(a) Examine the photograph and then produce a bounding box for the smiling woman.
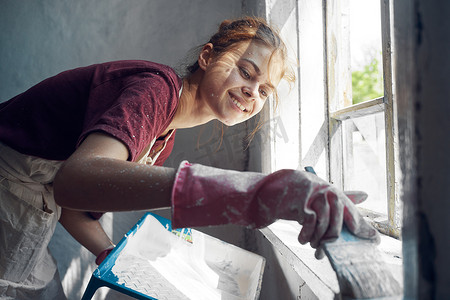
[189,40,281,126]
[0,16,378,299]
[183,17,294,127]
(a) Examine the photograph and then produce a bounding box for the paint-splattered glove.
[171,161,379,249]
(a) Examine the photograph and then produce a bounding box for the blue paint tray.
[81,212,265,300]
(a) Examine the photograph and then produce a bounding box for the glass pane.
[350,0,384,105]
[343,112,387,215]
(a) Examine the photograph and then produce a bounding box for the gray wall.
[0,0,239,101]
[394,1,450,299]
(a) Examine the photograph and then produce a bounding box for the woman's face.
[198,40,283,126]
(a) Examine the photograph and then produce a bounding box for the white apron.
[0,143,66,299]
[0,129,174,299]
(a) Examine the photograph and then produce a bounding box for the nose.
[242,83,259,101]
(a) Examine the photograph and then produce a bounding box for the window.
[259,0,401,238]
[326,0,401,237]
[253,1,403,297]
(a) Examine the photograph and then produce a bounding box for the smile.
[230,94,248,112]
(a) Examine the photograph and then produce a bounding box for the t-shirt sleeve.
[79,70,179,162]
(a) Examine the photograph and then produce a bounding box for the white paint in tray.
[111,214,265,300]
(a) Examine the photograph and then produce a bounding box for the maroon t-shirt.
[0,60,182,164]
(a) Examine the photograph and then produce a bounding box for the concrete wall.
[394,1,450,299]
[0,0,237,101]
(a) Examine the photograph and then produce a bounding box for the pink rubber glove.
[171,161,379,249]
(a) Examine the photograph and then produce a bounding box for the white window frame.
[260,0,400,238]
[325,0,401,238]
[253,1,403,298]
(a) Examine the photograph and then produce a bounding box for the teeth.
[232,97,246,111]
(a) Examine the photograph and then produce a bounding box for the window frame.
[325,0,401,237]
[251,1,404,297]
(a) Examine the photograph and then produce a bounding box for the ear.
[198,43,214,71]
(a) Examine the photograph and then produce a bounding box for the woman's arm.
[54,132,377,253]
[58,208,114,257]
[54,132,176,212]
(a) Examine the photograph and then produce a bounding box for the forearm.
[59,208,114,256]
[54,157,176,212]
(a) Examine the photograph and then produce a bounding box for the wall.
[0,0,236,101]
[394,1,450,299]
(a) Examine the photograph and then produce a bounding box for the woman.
[0,17,378,299]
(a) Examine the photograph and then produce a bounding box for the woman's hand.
[305,190,376,259]
[59,208,114,258]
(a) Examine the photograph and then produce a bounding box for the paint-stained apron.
[0,142,66,299]
[0,129,174,299]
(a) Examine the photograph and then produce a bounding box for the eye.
[240,67,251,79]
[259,88,270,98]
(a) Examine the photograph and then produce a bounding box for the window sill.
[259,220,403,299]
